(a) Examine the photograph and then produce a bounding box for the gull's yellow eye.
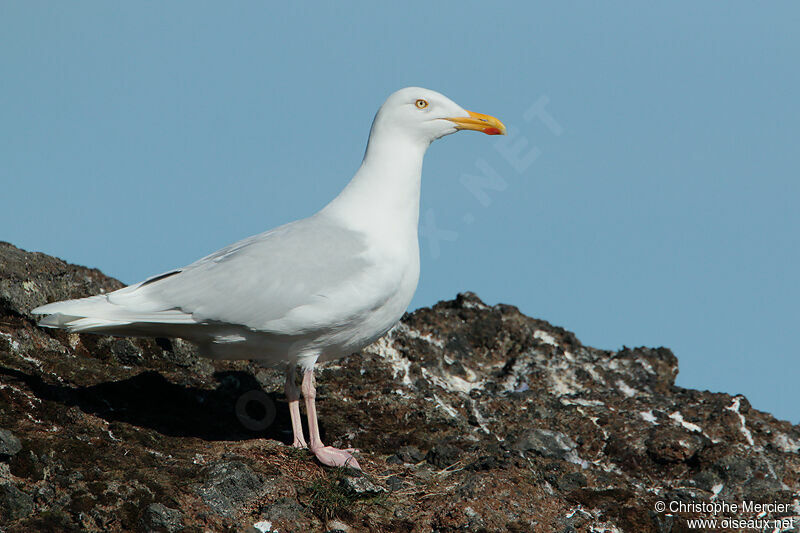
[415,99,428,109]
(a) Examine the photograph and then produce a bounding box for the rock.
[385,455,403,465]
[515,428,577,460]
[556,472,588,492]
[387,445,425,465]
[0,481,34,521]
[395,445,424,464]
[2,242,800,532]
[246,521,275,533]
[338,471,385,496]
[257,497,304,523]
[0,462,11,481]
[0,429,22,457]
[156,337,198,368]
[425,443,462,469]
[140,503,183,533]
[645,427,705,463]
[108,338,144,366]
[466,454,502,471]
[194,460,264,519]
[385,475,405,492]
[323,521,352,533]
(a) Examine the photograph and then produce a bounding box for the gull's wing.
[34,215,372,336]
[116,215,371,330]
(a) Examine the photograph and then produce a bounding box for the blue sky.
[2,3,798,422]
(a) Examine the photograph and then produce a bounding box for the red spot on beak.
[483,127,502,135]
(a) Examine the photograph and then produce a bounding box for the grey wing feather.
[108,215,370,331]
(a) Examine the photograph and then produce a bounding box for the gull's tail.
[31,274,199,338]
[32,296,194,334]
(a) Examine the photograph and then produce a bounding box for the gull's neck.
[321,128,429,240]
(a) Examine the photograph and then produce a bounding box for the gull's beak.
[447,110,507,135]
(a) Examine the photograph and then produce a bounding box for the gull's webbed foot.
[311,444,361,469]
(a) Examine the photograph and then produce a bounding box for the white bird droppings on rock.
[420,366,485,394]
[395,322,445,348]
[772,433,800,453]
[726,396,755,446]
[432,394,460,419]
[562,398,605,407]
[253,520,276,533]
[365,335,412,387]
[636,358,655,374]
[615,379,638,398]
[534,330,558,346]
[584,364,607,385]
[640,410,658,424]
[668,411,704,434]
[0,332,20,352]
[67,333,80,349]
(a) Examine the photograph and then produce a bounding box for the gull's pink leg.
[301,369,360,469]
[284,367,307,448]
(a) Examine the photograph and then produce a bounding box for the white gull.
[32,87,506,469]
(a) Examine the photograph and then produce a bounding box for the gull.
[32,87,506,469]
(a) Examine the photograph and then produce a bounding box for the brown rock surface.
[0,241,798,532]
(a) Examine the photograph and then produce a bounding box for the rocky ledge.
[0,241,799,532]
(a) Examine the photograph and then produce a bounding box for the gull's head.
[369,87,506,145]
